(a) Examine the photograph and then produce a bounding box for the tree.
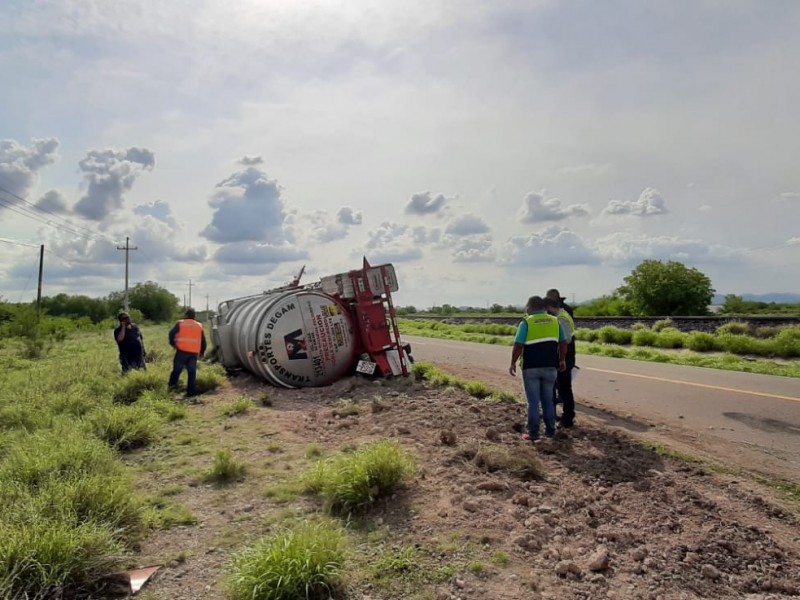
[107,281,180,322]
[617,260,714,316]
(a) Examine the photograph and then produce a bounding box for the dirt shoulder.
[129,370,800,600]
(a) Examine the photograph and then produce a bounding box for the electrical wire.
[0,183,116,243]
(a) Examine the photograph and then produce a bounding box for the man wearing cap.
[509,295,568,443]
[168,308,207,399]
[114,311,147,375]
[546,289,577,428]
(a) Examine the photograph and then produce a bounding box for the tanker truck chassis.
[211,258,411,388]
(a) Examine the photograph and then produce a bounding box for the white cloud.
[405,191,449,215]
[603,187,667,217]
[201,166,288,244]
[133,200,176,227]
[595,231,739,266]
[444,214,490,236]
[238,155,264,166]
[556,163,613,175]
[411,225,441,245]
[36,189,69,214]
[499,226,598,267]
[451,236,494,263]
[699,204,712,212]
[74,147,155,221]
[518,192,590,222]
[787,237,800,246]
[337,206,362,225]
[360,221,424,263]
[778,192,800,201]
[0,138,59,199]
[214,241,307,264]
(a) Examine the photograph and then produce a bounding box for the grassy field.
[399,319,800,378]
[0,324,227,599]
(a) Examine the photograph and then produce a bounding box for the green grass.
[88,404,162,450]
[227,519,348,600]
[304,440,415,513]
[221,396,253,417]
[204,449,246,484]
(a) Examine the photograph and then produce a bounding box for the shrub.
[113,370,167,404]
[35,472,144,538]
[630,322,649,331]
[582,329,600,342]
[88,404,161,450]
[716,334,769,356]
[573,329,593,342]
[0,515,124,600]
[195,365,228,394]
[205,449,246,484]
[652,319,674,332]
[0,428,119,488]
[753,326,782,339]
[717,321,751,336]
[222,396,253,417]
[596,326,632,345]
[685,332,718,352]
[462,380,492,399]
[228,520,347,600]
[654,328,686,349]
[632,330,657,347]
[773,328,800,358]
[304,440,414,513]
[138,391,187,422]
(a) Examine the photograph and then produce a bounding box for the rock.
[477,481,507,492]
[485,427,502,442]
[439,429,457,446]
[701,564,721,580]
[555,560,581,577]
[538,504,555,514]
[454,578,466,589]
[588,546,610,572]
[630,547,648,562]
[462,500,481,513]
[512,493,530,507]
[396,426,411,435]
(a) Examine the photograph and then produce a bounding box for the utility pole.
[572,292,576,305]
[188,279,194,309]
[205,294,209,319]
[36,244,44,316]
[116,236,138,312]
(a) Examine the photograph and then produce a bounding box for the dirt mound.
[135,373,800,600]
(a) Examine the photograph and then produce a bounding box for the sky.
[1,0,799,310]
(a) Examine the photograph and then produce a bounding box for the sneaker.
[522,433,542,444]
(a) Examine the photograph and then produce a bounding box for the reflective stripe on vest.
[175,319,203,354]
[524,314,560,344]
[558,308,576,341]
[521,313,560,369]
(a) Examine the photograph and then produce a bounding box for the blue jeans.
[522,367,558,439]
[169,351,198,396]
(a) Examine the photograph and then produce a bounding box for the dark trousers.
[169,351,198,396]
[555,367,575,426]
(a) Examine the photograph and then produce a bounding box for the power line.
[0,183,115,244]
[0,237,40,248]
[0,193,102,243]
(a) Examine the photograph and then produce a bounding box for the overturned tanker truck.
[210,258,412,388]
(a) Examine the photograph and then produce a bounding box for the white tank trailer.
[211,258,411,388]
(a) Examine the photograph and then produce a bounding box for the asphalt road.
[405,335,800,481]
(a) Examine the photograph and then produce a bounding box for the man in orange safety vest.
[168,308,207,399]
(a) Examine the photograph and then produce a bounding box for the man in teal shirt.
[509,296,568,442]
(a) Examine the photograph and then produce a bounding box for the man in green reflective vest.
[509,295,568,443]
[546,289,577,428]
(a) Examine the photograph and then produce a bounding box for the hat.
[546,288,566,301]
[118,311,130,321]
